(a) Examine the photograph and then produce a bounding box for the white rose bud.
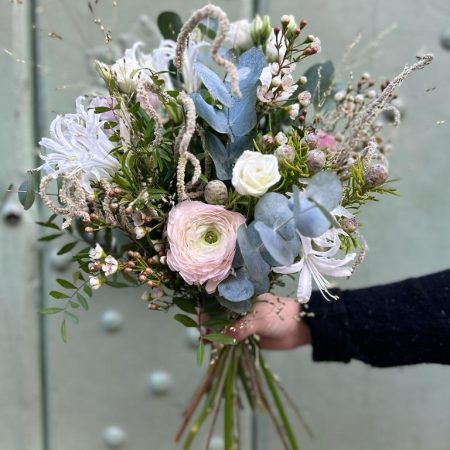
[232,151,281,197]
[204,180,228,205]
[227,20,253,52]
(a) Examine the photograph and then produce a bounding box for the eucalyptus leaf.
[299,61,334,108]
[294,196,331,238]
[191,93,228,134]
[217,295,253,313]
[195,63,234,107]
[254,192,295,240]
[157,11,182,40]
[254,221,294,266]
[218,268,255,302]
[305,171,342,211]
[205,132,250,180]
[236,225,270,294]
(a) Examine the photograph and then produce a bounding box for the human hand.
[226,293,312,350]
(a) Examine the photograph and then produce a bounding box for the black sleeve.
[303,270,450,367]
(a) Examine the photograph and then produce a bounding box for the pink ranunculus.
[166,201,246,293]
[316,130,337,150]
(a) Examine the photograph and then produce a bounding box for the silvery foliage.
[191,47,266,180]
[218,172,343,310]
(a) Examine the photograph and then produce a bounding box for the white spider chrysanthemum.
[273,228,356,303]
[39,96,119,192]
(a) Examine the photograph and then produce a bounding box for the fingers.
[225,316,258,341]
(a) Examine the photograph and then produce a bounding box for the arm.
[306,269,450,367]
[228,270,450,367]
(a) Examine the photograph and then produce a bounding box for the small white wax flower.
[89,243,104,260]
[298,91,312,107]
[89,276,102,290]
[134,226,147,240]
[311,37,322,53]
[287,103,300,119]
[102,255,119,276]
[232,150,281,197]
[265,30,286,62]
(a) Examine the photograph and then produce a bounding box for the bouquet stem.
[176,338,303,450]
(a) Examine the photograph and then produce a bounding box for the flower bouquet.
[18,4,433,449]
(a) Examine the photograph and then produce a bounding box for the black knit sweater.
[304,270,450,367]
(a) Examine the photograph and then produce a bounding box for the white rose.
[227,20,253,52]
[232,151,281,197]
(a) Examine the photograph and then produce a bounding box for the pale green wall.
[1,0,449,449]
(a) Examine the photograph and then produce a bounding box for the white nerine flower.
[89,276,102,290]
[89,243,104,260]
[102,255,119,276]
[39,96,120,192]
[110,42,143,93]
[226,20,253,51]
[232,150,281,197]
[273,229,356,303]
[153,38,210,93]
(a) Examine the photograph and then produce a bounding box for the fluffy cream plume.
[175,4,241,97]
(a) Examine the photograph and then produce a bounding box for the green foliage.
[203,333,236,345]
[174,313,198,327]
[196,340,205,367]
[18,171,38,210]
[276,131,310,190]
[342,159,398,211]
[157,12,183,40]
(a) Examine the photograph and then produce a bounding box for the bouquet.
[18,4,433,449]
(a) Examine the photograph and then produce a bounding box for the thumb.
[225,315,259,342]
